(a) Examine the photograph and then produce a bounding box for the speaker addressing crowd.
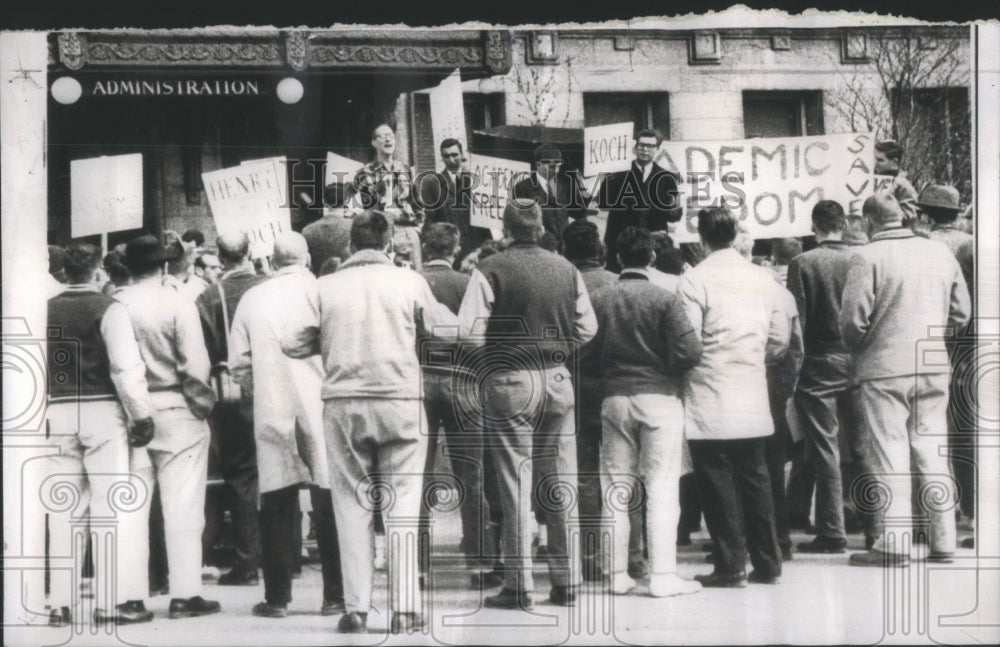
[40,124,976,632]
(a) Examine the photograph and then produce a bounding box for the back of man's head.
[617,227,654,269]
[166,241,192,276]
[772,238,803,266]
[181,228,205,248]
[423,222,460,261]
[812,200,846,235]
[503,199,543,243]
[862,192,903,228]
[217,232,250,267]
[272,232,310,269]
[63,243,101,284]
[49,245,67,279]
[697,207,738,250]
[562,219,604,264]
[103,248,131,286]
[350,211,391,251]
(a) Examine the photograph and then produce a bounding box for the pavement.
[8,506,995,646]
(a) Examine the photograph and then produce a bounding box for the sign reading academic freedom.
[92,79,263,96]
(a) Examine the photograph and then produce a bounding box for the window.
[742,91,824,138]
[411,92,504,173]
[583,92,669,138]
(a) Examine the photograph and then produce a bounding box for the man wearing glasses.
[513,143,587,241]
[600,129,682,273]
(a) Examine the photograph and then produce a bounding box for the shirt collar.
[619,267,650,280]
[818,239,849,249]
[871,227,914,242]
[573,260,605,271]
[340,248,393,270]
[60,283,100,294]
[274,264,312,278]
[220,265,256,281]
[423,259,453,269]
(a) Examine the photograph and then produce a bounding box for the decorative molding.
[841,30,868,63]
[284,30,309,71]
[483,30,512,74]
[613,35,635,51]
[85,41,282,67]
[689,31,721,65]
[526,31,559,65]
[309,43,481,67]
[771,33,792,51]
[57,32,86,70]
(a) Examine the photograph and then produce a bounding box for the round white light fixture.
[51,76,82,105]
[276,77,304,104]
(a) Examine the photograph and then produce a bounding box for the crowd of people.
[43,124,976,633]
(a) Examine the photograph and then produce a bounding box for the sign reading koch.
[86,77,268,97]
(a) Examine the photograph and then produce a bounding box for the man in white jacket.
[229,232,343,618]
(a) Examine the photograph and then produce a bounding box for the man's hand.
[128,417,155,448]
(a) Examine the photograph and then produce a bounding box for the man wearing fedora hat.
[117,234,222,619]
[919,184,972,258]
[840,193,970,568]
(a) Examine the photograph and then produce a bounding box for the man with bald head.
[840,192,970,568]
[458,199,597,610]
[228,232,343,618]
[196,231,268,586]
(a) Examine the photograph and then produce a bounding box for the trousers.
[44,401,149,607]
[858,373,956,555]
[209,401,259,575]
[484,366,580,592]
[324,398,427,614]
[689,437,781,578]
[601,394,684,576]
[260,485,342,605]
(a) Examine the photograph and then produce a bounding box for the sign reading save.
[653,133,875,242]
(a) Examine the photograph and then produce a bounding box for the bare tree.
[827,31,971,199]
[508,56,576,129]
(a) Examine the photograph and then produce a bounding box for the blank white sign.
[70,153,144,238]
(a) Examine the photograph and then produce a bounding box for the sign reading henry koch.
[655,133,876,242]
[202,157,291,259]
[469,154,531,232]
[584,122,634,177]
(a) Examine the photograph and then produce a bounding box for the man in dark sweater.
[45,243,157,627]
[458,199,597,610]
[417,223,497,588]
[512,144,587,241]
[588,227,703,598]
[195,232,268,586]
[787,201,862,554]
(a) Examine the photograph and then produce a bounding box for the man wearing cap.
[840,192,970,567]
[457,199,598,610]
[44,243,156,627]
[599,129,682,273]
[513,143,587,241]
[918,183,976,538]
[195,232,268,586]
[118,235,221,618]
[874,141,918,222]
[228,232,343,619]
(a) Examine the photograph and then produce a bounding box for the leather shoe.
[94,601,154,624]
[48,606,71,628]
[337,611,368,633]
[251,602,287,618]
[321,598,346,616]
[218,569,259,586]
[961,536,974,549]
[168,596,222,619]
[747,570,780,584]
[549,585,577,607]
[694,571,748,588]
[798,537,847,554]
[390,611,426,634]
[848,550,910,568]
[627,559,649,580]
[470,570,504,589]
[484,588,534,610]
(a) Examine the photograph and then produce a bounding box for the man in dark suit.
[512,143,587,241]
[420,138,492,267]
[600,128,682,273]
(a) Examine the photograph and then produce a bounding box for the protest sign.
[469,154,531,232]
[325,151,364,187]
[652,133,876,242]
[584,122,634,177]
[70,153,144,239]
[429,69,468,163]
[203,157,290,258]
